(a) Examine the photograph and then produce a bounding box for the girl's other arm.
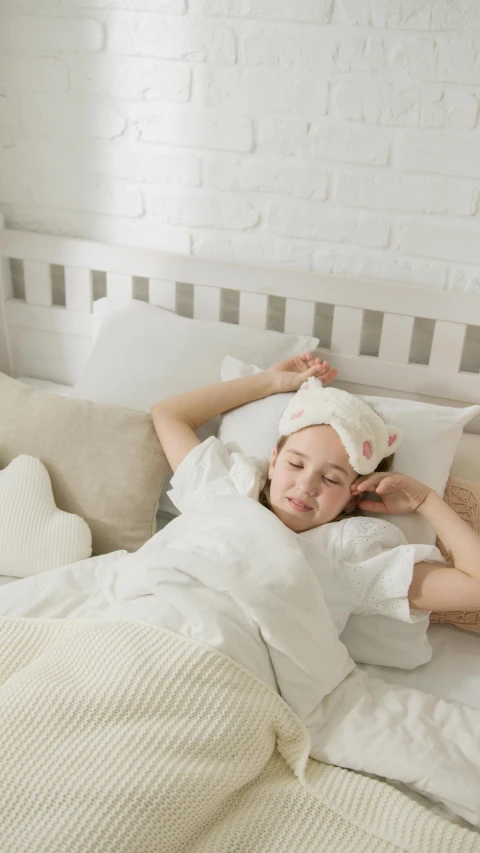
[352,472,480,612]
[409,490,480,610]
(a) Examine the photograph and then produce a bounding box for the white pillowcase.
[219,356,480,546]
[339,613,433,669]
[70,299,319,523]
[0,455,92,577]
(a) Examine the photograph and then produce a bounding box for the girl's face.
[267,425,359,533]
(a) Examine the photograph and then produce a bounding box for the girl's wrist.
[415,488,439,517]
[262,368,286,396]
[257,370,278,398]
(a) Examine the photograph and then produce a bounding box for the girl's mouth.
[287,498,312,512]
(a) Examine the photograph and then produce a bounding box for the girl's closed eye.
[288,462,339,486]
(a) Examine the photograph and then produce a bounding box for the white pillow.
[0,455,92,577]
[339,613,433,670]
[70,299,319,524]
[219,356,480,545]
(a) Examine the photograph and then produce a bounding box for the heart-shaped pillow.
[0,455,92,577]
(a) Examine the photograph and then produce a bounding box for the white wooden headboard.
[0,216,479,433]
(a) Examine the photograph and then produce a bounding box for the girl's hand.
[266,351,337,394]
[350,472,432,515]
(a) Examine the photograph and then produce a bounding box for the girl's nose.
[298,473,318,496]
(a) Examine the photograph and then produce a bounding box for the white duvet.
[1,495,480,829]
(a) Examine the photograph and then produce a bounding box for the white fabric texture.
[218,355,480,545]
[1,501,480,830]
[279,377,403,474]
[168,436,438,669]
[1,619,478,853]
[357,623,480,712]
[68,298,318,524]
[0,455,92,577]
[167,435,267,511]
[338,517,441,623]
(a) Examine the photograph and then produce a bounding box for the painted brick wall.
[0,0,480,293]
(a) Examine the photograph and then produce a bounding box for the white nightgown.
[168,436,444,665]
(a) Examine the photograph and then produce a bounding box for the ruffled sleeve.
[167,436,267,513]
[336,516,446,623]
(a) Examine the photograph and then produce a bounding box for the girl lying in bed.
[152,351,480,626]
[1,352,479,827]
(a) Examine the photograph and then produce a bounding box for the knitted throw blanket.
[0,618,478,853]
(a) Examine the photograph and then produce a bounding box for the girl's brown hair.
[259,432,394,520]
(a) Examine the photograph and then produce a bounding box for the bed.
[0,214,480,852]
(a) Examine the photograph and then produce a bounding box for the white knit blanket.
[0,618,478,853]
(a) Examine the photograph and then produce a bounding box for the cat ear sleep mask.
[278,377,402,475]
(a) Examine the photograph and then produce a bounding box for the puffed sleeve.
[167,436,267,513]
[336,516,446,623]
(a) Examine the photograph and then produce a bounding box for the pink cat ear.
[300,382,310,390]
[388,434,397,447]
[362,441,372,460]
[291,410,304,420]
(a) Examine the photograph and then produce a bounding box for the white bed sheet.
[358,623,480,711]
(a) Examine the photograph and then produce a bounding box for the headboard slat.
[65,267,93,314]
[284,298,315,338]
[106,273,134,306]
[330,306,363,356]
[378,313,414,365]
[429,321,466,373]
[238,292,268,330]
[24,261,52,307]
[193,284,221,322]
[148,278,176,311]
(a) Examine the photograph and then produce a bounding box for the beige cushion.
[0,373,169,555]
[450,433,480,482]
[431,475,480,633]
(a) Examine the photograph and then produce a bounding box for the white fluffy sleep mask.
[278,377,403,475]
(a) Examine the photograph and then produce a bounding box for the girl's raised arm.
[151,353,336,474]
[351,471,480,612]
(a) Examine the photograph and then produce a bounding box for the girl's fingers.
[351,480,376,493]
[352,473,392,493]
[300,355,336,383]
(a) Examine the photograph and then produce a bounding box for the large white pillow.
[218,356,480,546]
[70,299,319,523]
[0,455,92,577]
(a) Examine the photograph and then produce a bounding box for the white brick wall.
[0,0,480,294]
